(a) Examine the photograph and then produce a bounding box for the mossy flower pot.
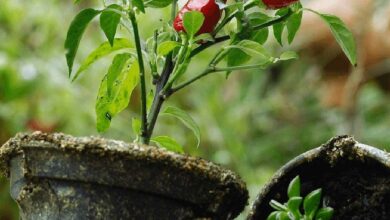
[0,132,248,220]
[248,136,390,220]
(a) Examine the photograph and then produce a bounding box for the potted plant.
[248,136,390,219]
[0,0,357,219]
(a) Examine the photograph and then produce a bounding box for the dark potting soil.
[302,160,390,220]
[248,136,390,220]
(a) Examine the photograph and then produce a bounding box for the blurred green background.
[1,0,390,219]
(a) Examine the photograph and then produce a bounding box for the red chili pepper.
[174,0,227,35]
[262,0,299,9]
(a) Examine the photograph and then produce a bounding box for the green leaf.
[304,189,322,219]
[151,136,184,153]
[162,106,201,148]
[194,33,215,43]
[183,11,205,38]
[269,200,288,211]
[287,197,303,219]
[308,9,357,66]
[248,12,271,44]
[279,51,299,61]
[107,53,132,97]
[273,8,289,46]
[286,4,302,44]
[65,8,101,76]
[96,55,139,132]
[157,41,181,56]
[132,117,141,137]
[132,0,145,13]
[267,211,280,220]
[227,40,272,65]
[147,90,154,112]
[315,207,334,220]
[72,38,133,81]
[288,176,301,198]
[100,4,122,47]
[145,0,172,8]
[276,212,290,220]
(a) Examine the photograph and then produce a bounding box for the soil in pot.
[0,132,248,220]
[248,135,390,220]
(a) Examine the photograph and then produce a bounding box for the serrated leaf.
[308,9,357,66]
[132,0,145,13]
[304,189,322,219]
[151,136,184,153]
[315,207,334,220]
[65,8,101,76]
[162,106,201,148]
[157,41,181,56]
[145,0,172,8]
[72,38,133,81]
[183,11,205,38]
[96,55,139,132]
[100,4,122,46]
[288,176,301,198]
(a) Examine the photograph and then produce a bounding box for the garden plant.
[65,0,356,152]
[267,176,334,220]
[0,0,362,219]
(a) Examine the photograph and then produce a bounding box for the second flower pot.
[248,135,390,220]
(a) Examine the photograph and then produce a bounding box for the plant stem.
[142,0,178,144]
[129,11,148,144]
[145,58,174,143]
[170,63,266,94]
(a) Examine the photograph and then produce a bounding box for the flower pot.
[248,135,390,220]
[0,132,248,220]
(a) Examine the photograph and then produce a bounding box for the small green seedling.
[267,176,334,220]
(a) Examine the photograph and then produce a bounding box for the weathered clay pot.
[0,132,248,220]
[247,135,390,220]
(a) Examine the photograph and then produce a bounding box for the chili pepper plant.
[65,0,356,152]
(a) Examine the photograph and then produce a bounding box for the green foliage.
[65,8,101,75]
[96,54,139,132]
[64,0,357,152]
[273,3,303,46]
[157,41,181,56]
[267,176,334,220]
[151,136,184,153]
[100,4,122,46]
[183,11,205,39]
[72,38,134,81]
[144,0,173,8]
[162,106,201,148]
[306,9,357,66]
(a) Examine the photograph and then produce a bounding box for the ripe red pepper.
[174,0,227,35]
[262,0,299,9]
